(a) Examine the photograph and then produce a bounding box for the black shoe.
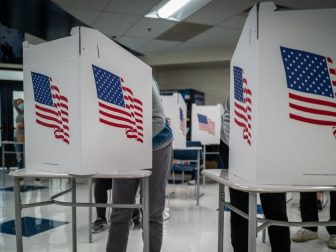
[132,209,142,229]
[92,218,108,233]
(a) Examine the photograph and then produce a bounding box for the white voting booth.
[23,27,152,175]
[161,93,187,149]
[229,2,336,185]
[191,104,221,145]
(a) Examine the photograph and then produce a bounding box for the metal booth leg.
[248,192,257,252]
[142,177,150,252]
[88,178,93,243]
[14,176,23,252]
[218,184,225,252]
[196,149,200,206]
[71,178,77,252]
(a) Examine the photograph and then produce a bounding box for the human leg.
[327,191,336,235]
[260,193,290,252]
[144,143,172,252]
[219,141,229,169]
[300,192,318,232]
[14,139,24,169]
[229,188,249,252]
[94,178,112,220]
[106,178,138,252]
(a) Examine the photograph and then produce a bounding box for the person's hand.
[16,122,24,129]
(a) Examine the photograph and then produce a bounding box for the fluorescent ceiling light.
[158,0,191,19]
[146,0,212,22]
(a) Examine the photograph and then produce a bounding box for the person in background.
[220,93,291,252]
[292,192,336,249]
[92,178,141,233]
[219,94,230,169]
[106,78,173,252]
[13,98,24,169]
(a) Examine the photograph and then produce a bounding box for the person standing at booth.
[292,192,336,249]
[91,178,141,233]
[220,93,291,252]
[13,98,24,169]
[106,78,173,252]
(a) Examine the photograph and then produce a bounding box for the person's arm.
[13,99,20,114]
[152,79,165,137]
[223,95,230,142]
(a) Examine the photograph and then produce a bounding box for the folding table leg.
[248,192,257,252]
[14,176,23,252]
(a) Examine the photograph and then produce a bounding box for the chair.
[171,141,202,205]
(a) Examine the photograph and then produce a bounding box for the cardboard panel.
[229,3,336,185]
[161,93,187,149]
[23,27,152,175]
[191,104,221,145]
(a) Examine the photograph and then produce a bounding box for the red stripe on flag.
[327,57,333,64]
[289,93,336,108]
[99,118,133,129]
[289,103,336,117]
[289,114,336,126]
[234,118,246,128]
[99,110,135,125]
[99,101,131,117]
[36,119,59,129]
[35,111,61,124]
[35,104,59,117]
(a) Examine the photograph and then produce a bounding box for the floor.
[0,174,334,252]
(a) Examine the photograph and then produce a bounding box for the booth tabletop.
[174,147,202,150]
[202,169,336,193]
[10,168,152,179]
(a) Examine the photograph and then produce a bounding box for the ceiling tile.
[218,15,247,29]
[117,36,152,51]
[105,0,161,15]
[168,41,210,52]
[125,17,177,39]
[185,0,254,25]
[251,0,336,9]
[52,0,110,11]
[62,7,101,26]
[187,26,241,45]
[94,13,141,37]
[139,40,181,55]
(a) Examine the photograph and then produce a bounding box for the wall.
[154,62,230,105]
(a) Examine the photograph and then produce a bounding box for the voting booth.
[191,104,221,145]
[229,2,336,185]
[23,27,152,175]
[161,93,187,149]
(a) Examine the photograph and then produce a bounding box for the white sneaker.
[328,235,336,249]
[292,228,318,242]
[188,180,196,185]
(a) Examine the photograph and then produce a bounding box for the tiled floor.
[0,174,334,252]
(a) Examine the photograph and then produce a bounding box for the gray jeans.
[106,143,172,252]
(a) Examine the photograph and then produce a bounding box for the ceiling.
[51,0,336,60]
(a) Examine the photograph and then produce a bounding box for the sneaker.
[188,180,196,185]
[292,228,318,242]
[328,235,336,249]
[92,218,108,233]
[132,210,142,229]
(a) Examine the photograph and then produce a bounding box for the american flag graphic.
[197,114,215,135]
[179,108,185,135]
[280,47,336,139]
[233,66,252,145]
[31,72,70,144]
[92,65,144,143]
